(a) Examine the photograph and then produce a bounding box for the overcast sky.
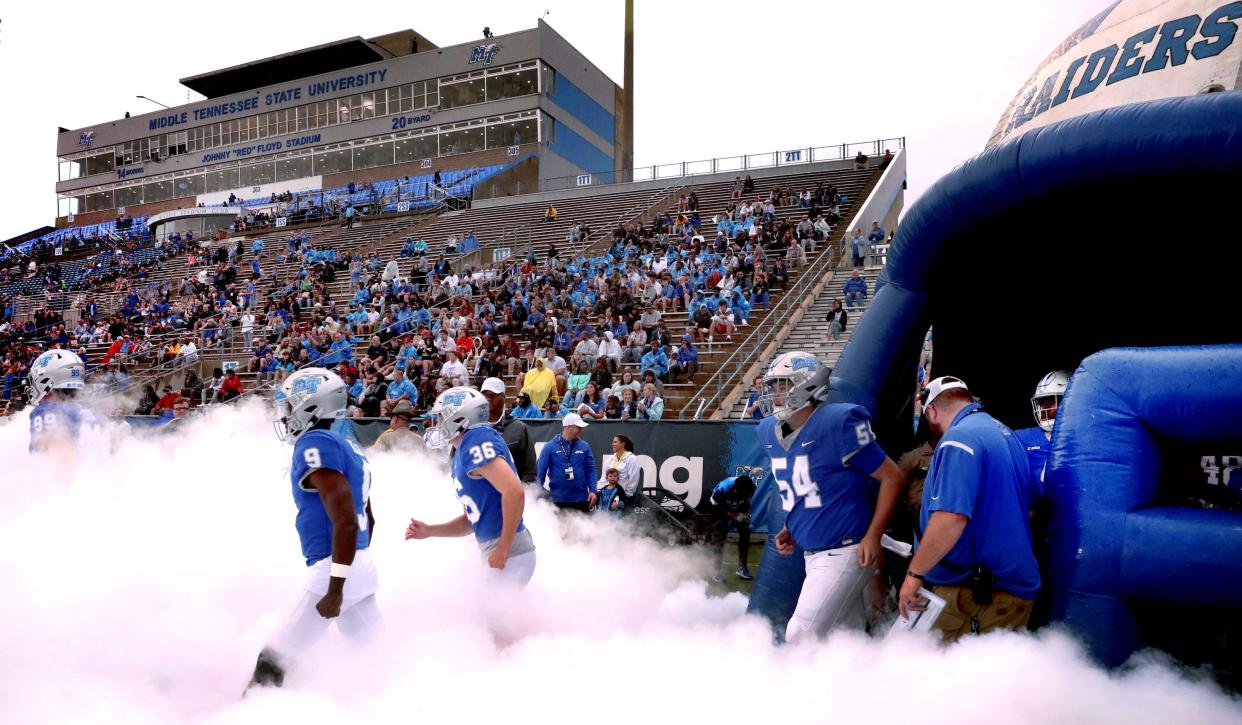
[0,0,1102,241]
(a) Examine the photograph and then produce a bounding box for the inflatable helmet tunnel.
[1049,345,1242,666]
[748,91,1242,667]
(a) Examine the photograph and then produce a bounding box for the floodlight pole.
[622,0,634,182]
[136,95,171,110]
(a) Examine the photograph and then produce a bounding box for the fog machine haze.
[0,402,1238,724]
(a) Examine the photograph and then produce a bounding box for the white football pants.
[490,549,537,588]
[269,549,381,662]
[785,543,872,643]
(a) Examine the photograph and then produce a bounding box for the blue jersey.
[451,426,527,543]
[918,404,1040,600]
[710,476,756,514]
[29,399,83,451]
[1013,426,1050,501]
[290,429,372,566]
[757,403,888,550]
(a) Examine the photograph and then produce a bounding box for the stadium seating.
[2,217,150,260]
[2,158,880,419]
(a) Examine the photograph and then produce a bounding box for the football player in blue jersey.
[1013,370,1069,501]
[708,470,759,582]
[248,367,380,690]
[27,348,88,452]
[405,387,536,587]
[756,351,904,642]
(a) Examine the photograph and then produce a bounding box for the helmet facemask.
[758,378,797,420]
[1031,394,1061,434]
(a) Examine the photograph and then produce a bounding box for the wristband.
[907,571,926,582]
[330,562,350,579]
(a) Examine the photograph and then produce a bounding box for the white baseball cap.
[924,376,970,407]
[480,377,506,395]
[562,412,589,428]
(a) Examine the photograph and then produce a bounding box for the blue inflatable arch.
[748,91,1242,643]
[1048,345,1242,666]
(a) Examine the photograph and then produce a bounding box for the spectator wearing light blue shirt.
[321,332,353,366]
[640,340,669,382]
[636,383,664,420]
[850,228,869,267]
[511,392,542,419]
[544,399,567,419]
[383,369,417,416]
[867,220,886,244]
[843,269,868,309]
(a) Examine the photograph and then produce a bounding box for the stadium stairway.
[643,166,882,416]
[667,169,887,418]
[475,165,883,413]
[723,261,883,419]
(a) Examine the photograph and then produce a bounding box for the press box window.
[440,76,486,110]
[487,119,536,149]
[486,67,537,101]
[440,127,484,155]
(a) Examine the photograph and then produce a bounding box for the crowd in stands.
[311,175,849,422]
[1,171,850,423]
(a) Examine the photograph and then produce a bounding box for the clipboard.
[888,587,947,635]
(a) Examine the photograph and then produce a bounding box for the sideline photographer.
[900,377,1040,642]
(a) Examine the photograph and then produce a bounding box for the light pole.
[135,95,171,110]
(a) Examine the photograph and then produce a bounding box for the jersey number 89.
[771,455,821,511]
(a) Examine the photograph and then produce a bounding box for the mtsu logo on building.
[469,43,501,66]
[78,131,95,148]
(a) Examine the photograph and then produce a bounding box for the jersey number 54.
[771,455,821,511]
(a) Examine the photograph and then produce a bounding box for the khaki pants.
[931,585,1033,643]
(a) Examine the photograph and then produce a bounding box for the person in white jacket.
[597,433,643,512]
[598,331,622,372]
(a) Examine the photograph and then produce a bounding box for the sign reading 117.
[391,113,433,131]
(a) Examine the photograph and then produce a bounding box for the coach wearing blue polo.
[899,376,1040,642]
[536,413,597,513]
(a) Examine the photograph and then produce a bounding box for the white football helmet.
[273,367,348,442]
[758,351,830,421]
[430,387,490,440]
[1031,370,1070,434]
[28,348,86,405]
[422,413,451,457]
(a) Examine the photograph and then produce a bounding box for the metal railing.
[534,138,905,194]
[678,237,851,420]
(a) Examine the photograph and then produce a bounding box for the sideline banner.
[522,419,769,516]
[123,415,776,525]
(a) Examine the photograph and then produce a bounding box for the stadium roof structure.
[2,226,54,250]
[179,29,438,99]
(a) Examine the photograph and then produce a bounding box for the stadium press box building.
[53,22,631,229]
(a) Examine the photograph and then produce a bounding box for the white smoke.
[1,401,1239,724]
